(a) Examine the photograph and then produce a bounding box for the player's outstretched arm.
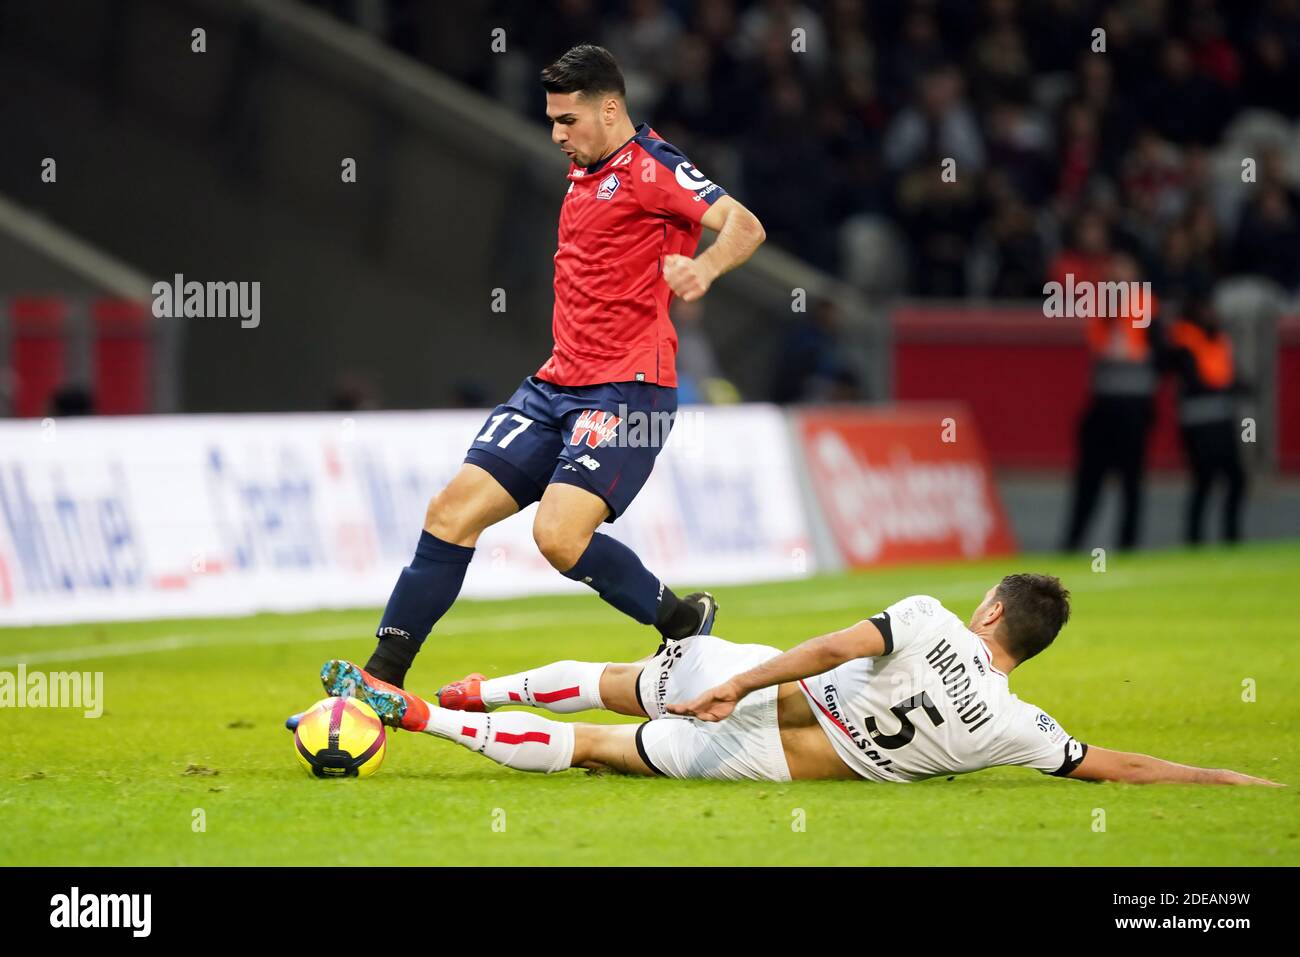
[1065,745,1284,787]
[667,619,887,722]
[663,195,765,302]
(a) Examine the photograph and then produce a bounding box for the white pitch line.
[0,584,952,667]
[0,610,609,667]
[0,564,1267,667]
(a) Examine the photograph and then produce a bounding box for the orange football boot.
[436,673,490,712]
[319,659,430,732]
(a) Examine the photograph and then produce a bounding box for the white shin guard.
[424,707,576,774]
[479,660,608,714]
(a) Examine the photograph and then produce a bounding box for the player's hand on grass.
[663,254,713,302]
[1216,768,1286,787]
[668,679,742,722]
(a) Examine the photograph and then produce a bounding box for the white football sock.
[480,660,608,714]
[423,706,575,774]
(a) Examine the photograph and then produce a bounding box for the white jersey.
[800,595,1088,783]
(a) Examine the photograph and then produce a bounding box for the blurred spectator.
[883,64,985,175]
[655,34,726,134]
[451,381,491,409]
[741,73,837,269]
[1075,54,1138,177]
[1165,295,1248,544]
[601,0,682,114]
[977,181,1047,297]
[879,5,948,112]
[1153,223,1214,307]
[1187,7,1242,91]
[524,0,604,63]
[1049,209,1115,287]
[672,299,739,404]
[1141,39,1234,147]
[894,153,983,296]
[1120,131,1186,230]
[328,373,381,412]
[967,10,1034,108]
[50,384,94,417]
[736,0,828,72]
[984,99,1052,206]
[768,299,863,403]
[1023,0,1095,76]
[1242,24,1300,118]
[1053,100,1101,214]
[1231,183,1300,292]
[1061,253,1159,552]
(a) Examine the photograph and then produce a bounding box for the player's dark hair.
[994,573,1070,663]
[540,44,626,99]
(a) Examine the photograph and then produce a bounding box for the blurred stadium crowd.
[306,0,1300,307]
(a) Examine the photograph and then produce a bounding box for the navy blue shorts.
[464,376,677,521]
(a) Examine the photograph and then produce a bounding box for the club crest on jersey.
[570,409,622,448]
[596,173,620,201]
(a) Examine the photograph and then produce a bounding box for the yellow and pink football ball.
[293,697,387,778]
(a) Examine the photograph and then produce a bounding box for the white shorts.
[634,635,792,782]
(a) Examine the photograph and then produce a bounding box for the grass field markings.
[0,614,587,667]
[0,587,932,666]
[0,559,1292,667]
[0,579,991,666]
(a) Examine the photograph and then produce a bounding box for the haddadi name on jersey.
[923,635,996,733]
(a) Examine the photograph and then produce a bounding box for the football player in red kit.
[294,44,765,712]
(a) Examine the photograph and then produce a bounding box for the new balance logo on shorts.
[570,410,622,448]
[575,454,601,470]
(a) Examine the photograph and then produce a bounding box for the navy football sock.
[563,532,664,625]
[366,530,474,686]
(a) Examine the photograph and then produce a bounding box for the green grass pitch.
[2,542,1297,866]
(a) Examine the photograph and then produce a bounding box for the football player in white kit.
[317,574,1281,787]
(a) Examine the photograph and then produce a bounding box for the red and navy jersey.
[539,123,728,388]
